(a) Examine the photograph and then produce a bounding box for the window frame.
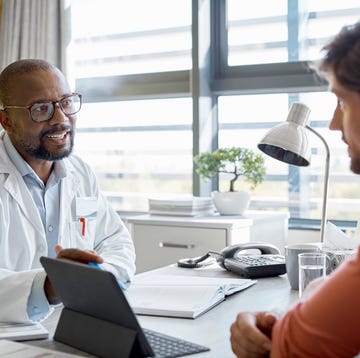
[73,0,356,228]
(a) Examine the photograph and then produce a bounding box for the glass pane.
[227,0,360,66]
[69,0,192,77]
[218,93,358,221]
[74,98,193,211]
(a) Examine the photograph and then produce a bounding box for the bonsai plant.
[194,147,266,191]
[194,147,266,214]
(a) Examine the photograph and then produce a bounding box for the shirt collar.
[4,132,32,177]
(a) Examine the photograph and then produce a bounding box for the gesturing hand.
[54,244,103,264]
[44,245,104,304]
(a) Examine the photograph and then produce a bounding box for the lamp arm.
[306,126,330,243]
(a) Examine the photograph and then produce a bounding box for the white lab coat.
[0,131,136,322]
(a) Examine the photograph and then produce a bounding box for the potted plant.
[194,147,266,215]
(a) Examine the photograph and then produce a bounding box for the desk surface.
[26,265,299,357]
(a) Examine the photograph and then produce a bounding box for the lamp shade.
[257,101,330,243]
[258,102,311,166]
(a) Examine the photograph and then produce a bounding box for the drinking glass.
[298,253,327,297]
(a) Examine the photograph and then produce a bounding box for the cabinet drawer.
[132,224,227,273]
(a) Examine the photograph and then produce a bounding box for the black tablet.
[40,256,209,358]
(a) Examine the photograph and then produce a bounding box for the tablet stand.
[54,308,138,358]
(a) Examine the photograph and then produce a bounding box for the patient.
[230,21,360,358]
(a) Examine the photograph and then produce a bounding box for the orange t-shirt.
[271,247,360,358]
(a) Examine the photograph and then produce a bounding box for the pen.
[88,262,127,291]
[79,217,86,236]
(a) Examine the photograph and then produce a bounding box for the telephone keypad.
[224,254,286,278]
[236,255,285,266]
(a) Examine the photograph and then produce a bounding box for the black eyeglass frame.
[0,92,82,123]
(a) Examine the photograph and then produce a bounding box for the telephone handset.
[177,242,286,279]
[216,242,286,278]
[219,242,281,260]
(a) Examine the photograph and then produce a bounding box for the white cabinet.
[126,211,289,273]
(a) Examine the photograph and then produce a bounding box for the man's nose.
[329,103,342,131]
[48,103,69,125]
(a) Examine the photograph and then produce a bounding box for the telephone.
[217,242,286,278]
[177,242,286,279]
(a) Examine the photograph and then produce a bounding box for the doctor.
[0,59,136,323]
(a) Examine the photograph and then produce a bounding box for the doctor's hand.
[230,311,277,358]
[54,244,103,264]
[44,245,104,304]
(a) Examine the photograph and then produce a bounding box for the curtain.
[0,0,70,72]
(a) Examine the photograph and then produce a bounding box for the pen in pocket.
[79,217,86,236]
[88,262,127,291]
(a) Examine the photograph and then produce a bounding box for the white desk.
[26,264,298,357]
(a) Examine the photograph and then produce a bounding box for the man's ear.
[0,110,13,133]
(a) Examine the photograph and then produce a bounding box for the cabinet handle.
[159,242,195,249]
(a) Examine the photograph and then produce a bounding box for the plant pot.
[212,191,251,215]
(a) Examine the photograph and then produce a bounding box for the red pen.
[79,217,86,236]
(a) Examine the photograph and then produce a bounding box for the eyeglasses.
[1,93,82,122]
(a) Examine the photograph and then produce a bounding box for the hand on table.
[44,245,103,304]
[230,311,278,358]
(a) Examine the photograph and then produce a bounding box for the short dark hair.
[0,59,58,105]
[317,22,360,92]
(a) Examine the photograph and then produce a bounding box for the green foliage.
[194,147,266,192]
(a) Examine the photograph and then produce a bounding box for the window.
[69,0,360,224]
[69,0,193,212]
[227,0,360,65]
[75,98,192,211]
[215,1,360,222]
[218,92,359,221]
[69,0,192,77]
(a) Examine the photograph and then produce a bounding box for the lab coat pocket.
[75,197,98,220]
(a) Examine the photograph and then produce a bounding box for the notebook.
[40,257,210,358]
[126,274,256,318]
[0,340,78,357]
[0,322,48,341]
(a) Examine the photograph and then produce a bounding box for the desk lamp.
[257,102,330,243]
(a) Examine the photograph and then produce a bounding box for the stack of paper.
[148,196,215,216]
[125,274,256,319]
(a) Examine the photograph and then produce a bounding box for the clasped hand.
[230,311,277,358]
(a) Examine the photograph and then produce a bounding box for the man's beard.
[22,128,74,161]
